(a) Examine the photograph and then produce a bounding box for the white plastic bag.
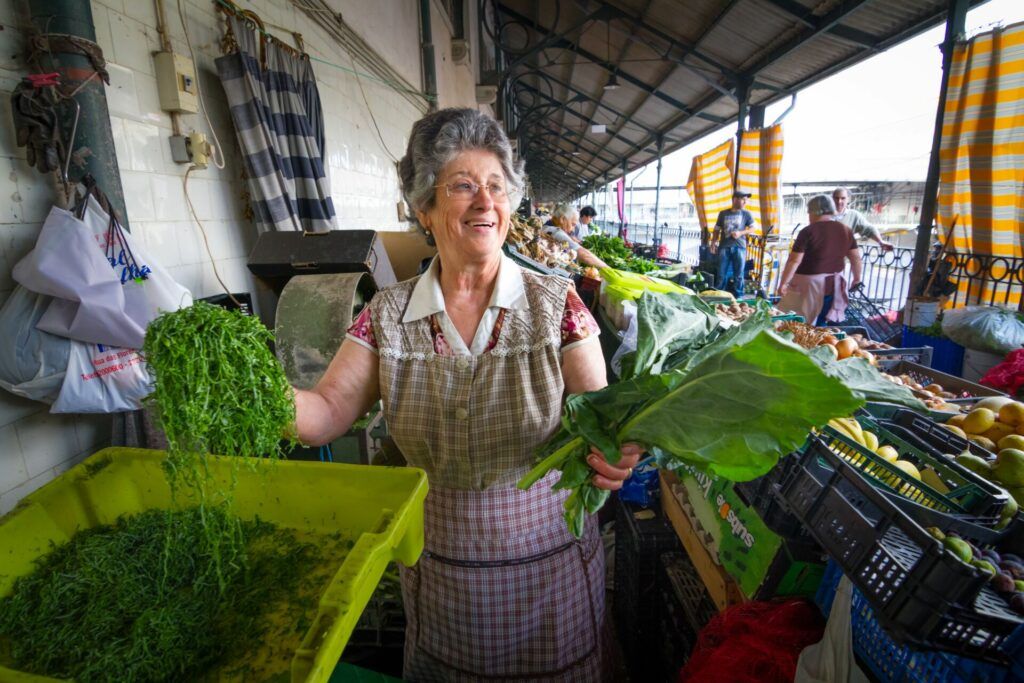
[50,341,151,413]
[12,196,191,349]
[794,577,870,683]
[941,305,1024,355]
[0,285,70,403]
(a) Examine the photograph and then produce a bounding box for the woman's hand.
[778,282,790,297]
[587,442,643,491]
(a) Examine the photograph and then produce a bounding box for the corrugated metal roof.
[494,0,986,199]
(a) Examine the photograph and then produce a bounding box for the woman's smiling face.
[418,149,512,264]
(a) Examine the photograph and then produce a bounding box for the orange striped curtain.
[686,138,735,229]
[735,124,785,235]
[937,22,1024,307]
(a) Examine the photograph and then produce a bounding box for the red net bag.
[980,348,1024,398]
[678,599,825,683]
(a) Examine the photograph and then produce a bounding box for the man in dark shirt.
[777,195,863,325]
[711,191,757,297]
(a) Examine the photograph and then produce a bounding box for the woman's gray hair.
[551,203,576,221]
[399,108,525,241]
[807,194,837,217]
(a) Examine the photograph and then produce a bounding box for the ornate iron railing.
[593,221,1024,313]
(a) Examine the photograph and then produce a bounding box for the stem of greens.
[518,437,584,489]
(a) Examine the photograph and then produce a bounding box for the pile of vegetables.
[0,507,332,681]
[506,214,582,273]
[927,528,1024,615]
[581,233,658,273]
[0,302,310,679]
[520,291,924,536]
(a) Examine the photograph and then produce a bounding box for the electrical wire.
[177,0,226,170]
[183,165,240,307]
[350,51,399,163]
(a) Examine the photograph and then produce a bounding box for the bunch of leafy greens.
[581,233,658,273]
[0,507,320,682]
[521,291,925,537]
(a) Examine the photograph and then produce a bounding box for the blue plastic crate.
[816,561,1014,683]
[901,325,965,376]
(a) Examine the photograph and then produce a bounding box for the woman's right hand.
[778,282,790,297]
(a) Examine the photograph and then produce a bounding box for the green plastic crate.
[820,414,1007,521]
[0,448,428,683]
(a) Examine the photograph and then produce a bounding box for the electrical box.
[154,51,198,113]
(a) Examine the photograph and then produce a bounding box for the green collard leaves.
[806,346,926,410]
[520,325,863,536]
[620,332,863,481]
[623,292,719,378]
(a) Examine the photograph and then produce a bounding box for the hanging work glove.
[11,80,65,174]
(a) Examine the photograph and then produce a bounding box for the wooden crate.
[659,470,746,611]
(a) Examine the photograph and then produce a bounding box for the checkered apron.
[372,270,606,681]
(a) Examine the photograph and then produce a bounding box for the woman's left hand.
[587,442,644,491]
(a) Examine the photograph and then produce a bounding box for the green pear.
[993,449,1024,488]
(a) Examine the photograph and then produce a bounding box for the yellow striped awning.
[686,138,735,229]
[937,21,1024,307]
[736,123,785,236]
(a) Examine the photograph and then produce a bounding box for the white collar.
[402,252,529,323]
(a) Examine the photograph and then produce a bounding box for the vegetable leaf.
[624,292,719,378]
[806,346,926,410]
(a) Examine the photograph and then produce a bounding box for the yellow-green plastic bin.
[0,448,428,683]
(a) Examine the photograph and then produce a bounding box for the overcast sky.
[612,0,1023,191]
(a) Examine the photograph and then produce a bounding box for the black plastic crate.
[778,437,1022,664]
[883,408,997,460]
[733,456,814,543]
[614,495,682,680]
[657,553,716,679]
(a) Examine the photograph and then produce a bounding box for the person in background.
[833,187,894,252]
[579,206,599,235]
[777,194,863,325]
[711,191,758,297]
[543,203,580,245]
[293,108,638,679]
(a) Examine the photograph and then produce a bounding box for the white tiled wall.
[0,0,480,512]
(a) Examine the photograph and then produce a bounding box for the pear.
[993,449,1024,488]
[998,434,1024,452]
[998,401,1024,427]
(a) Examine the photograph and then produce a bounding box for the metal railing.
[943,252,1024,311]
[592,221,1023,313]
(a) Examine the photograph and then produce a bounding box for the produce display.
[580,233,658,273]
[926,528,1024,615]
[882,372,960,412]
[714,300,785,323]
[505,214,582,273]
[942,399,1024,510]
[774,320,882,363]
[826,417,924,485]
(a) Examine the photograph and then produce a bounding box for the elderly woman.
[777,194,863,325]
[293,108,639,680]
[543,202,581,244]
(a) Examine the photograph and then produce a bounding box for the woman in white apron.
[293,108,640,681]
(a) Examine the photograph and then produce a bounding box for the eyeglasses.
[436,180,509,201]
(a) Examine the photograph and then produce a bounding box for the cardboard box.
[670,463,824,599]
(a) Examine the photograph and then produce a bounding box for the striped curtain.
[215,15,336,233]
[686,138,735,230]
[937,21,1024,308]
[735,124,784,236]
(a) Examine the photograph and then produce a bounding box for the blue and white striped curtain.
[215,15,336,233]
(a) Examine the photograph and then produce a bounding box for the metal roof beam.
[522,70,660,136]
[587,0,739,80]
[501,4,613,82]
[498,5,724,120]
[759,0,882,49]
[744,0,874,77]
[536,123,621,167]
[516,82,641,153]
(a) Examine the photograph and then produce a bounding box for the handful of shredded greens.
[581,233,658,273]
[142,301,296,491]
